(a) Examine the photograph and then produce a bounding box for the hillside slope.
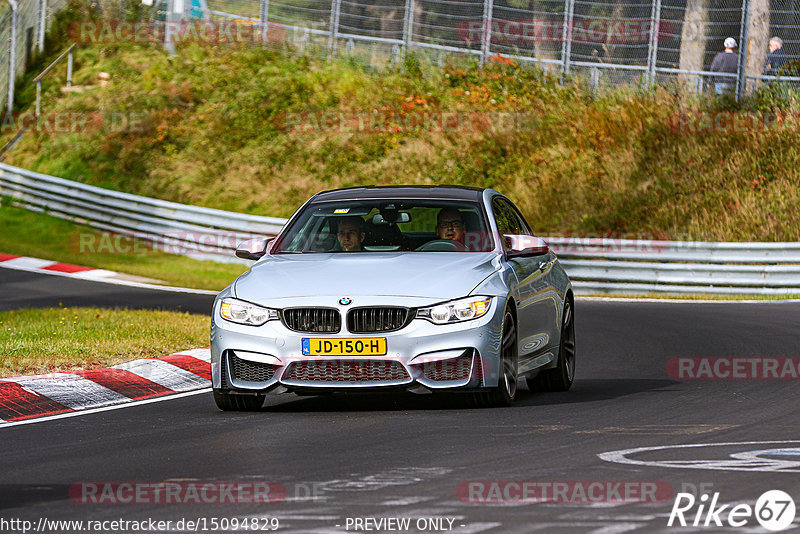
[6,43,800,241]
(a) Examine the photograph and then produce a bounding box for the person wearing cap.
[763,37,789,78]
[709,38,739,95]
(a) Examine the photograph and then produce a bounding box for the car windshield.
[273,199,495,253]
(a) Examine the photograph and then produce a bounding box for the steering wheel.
[415,239,468,252]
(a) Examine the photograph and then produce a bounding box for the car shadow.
[259,378,679,412]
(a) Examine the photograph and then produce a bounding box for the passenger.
[436,208,466,245]
[336,216,365,252]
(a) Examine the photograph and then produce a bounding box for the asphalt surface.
[2,268,800,533]
[0,269,215,314]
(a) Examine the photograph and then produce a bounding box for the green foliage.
[6,43,800,241]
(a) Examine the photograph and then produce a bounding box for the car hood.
[234,252,500,303]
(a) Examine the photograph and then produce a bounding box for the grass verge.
[0,306,209,377]
[0,203,247,290]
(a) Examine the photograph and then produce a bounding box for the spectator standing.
[763,37,789,77]
[709,38,739,95]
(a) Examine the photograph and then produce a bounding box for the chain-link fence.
[0,0,77,112]
[0,0,798,113]
[199,0,800,96]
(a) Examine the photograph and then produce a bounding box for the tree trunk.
[744,0,770,92]
[678,0,709,89]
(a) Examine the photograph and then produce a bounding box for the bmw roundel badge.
[339,297,352,306]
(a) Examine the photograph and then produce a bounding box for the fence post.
[480,0,493,65]
[646,0,661,84]
[164,0,177,55]
[561,0,574,75]
[402,0,414,54]
[328,0,341,58]
[736,0,750,99]
[6,0,18,113]
[260,0,270,45]
[37,0,46,54]
[66,47,73,87]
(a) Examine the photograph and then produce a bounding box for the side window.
[492,198,522,235]
[506,200,533,236]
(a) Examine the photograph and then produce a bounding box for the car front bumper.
[210,295,507,395]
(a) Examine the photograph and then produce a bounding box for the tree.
[678,0,709,89]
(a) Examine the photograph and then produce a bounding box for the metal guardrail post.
[66,47,72,86]
[164,0,178,56]
[646,0,661,84]
[259,0,269,46]
[6,0,17,113]
[561,0,574,75]
[402,0,413,54]
[37,0,46,54]
[736,0,750,100]
[328,0,341,58]
[480,0,494,65]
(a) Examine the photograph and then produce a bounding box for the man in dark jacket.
[709,37,739,95]
[763,37,789,77]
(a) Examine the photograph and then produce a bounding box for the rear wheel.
[527,297,575,392]
[472,309,518,407]
[213,390,265,411]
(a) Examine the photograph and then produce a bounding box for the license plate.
[302,338,387,356]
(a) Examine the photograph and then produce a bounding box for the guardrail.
[0,162,286,262]
[1,162,798,294]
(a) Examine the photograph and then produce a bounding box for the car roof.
[311,185,488,202]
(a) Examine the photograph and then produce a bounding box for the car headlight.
[219,298,278,326]
[416,296,492,324]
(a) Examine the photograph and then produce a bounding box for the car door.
[492,197,560,373]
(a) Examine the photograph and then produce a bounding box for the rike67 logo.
[668,489,796,531]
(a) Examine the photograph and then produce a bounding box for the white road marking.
[2,257,56,269]
[0,388,210,428]
[455,523,503,533]
[113,359,209,390]
[318,468,452,492]
[70,269,117,279]
[380,496,437,506]
[175,348,211,362]
[588,523,646,534]
[10,373,128,409]
[599,440,800,473]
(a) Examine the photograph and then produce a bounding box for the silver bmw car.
[211,186,575,410]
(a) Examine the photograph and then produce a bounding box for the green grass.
[0,306,209,377]
[0,204,247,290]
[6,42,800,242]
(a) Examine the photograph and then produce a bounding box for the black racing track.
[2,268,800,533]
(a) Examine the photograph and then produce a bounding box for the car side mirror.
[503,234,549,258]
[235,237,272,260]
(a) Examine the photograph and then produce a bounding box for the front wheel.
[527,297,575,392]
[213,390,265,411]
[472,309,518,407]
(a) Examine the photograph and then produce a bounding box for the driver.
[436,208,465,245]
[337,216,366,252]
